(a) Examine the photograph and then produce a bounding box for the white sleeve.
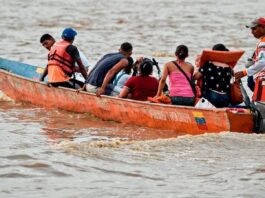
[77,50,90,67]
[117,74,130,88]
[246,50,265,76]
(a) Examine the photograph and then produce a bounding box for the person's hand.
[39,76,44,82]
[154,94,161,98]
[96,87,105,97]
[77,85,85,93]
[235,71,246,81]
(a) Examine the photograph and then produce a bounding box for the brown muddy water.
[1,0,265,197]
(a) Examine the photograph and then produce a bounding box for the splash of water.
[0,91,13,102]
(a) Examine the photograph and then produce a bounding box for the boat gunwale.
[0,68,237,113]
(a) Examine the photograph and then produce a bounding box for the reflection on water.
[1,0,265,197]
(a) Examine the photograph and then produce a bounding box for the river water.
[1,0,265,197]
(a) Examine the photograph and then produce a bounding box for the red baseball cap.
[246,17,265,28]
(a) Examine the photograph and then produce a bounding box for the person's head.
[123,57,134,74]
[246,17,265,39]
[175,45,188,60]
[40,34,55,50]
[212,43,229,51]
[61,28,77,43]
[139,58,153,76]
[119,42,133,58]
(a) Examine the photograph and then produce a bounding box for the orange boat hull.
[0,69,254,137]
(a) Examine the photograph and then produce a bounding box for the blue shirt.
[85,52,126,87]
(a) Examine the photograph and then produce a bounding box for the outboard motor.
[253,101,265,132]
[248,78,265,132]
[253,79,265,133]
[239,79,265,133]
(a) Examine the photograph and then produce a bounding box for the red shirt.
[124,76,159,101]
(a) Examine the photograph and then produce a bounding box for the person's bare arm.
[96,58,128,97]
[76,58,87,79]
[119,86,130,98]
[193,71,203,80]
[155,63,169,97]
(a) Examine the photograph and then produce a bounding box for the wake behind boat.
[0,57,264,138]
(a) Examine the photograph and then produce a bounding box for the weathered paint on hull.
[0,70,254,137]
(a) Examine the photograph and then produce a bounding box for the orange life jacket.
[253,36,265,79]
[48,40,74,76]
[198,50,244,68]
[251,37,265,101]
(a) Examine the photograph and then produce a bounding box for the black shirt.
[199,61,232,93]
[66,45,80,63]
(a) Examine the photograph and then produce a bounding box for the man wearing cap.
[39,33,89,83]
[235,17,265,100]
[40,28,87,88]
[83,42,133,97]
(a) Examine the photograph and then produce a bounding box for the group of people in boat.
[39,17,265,108]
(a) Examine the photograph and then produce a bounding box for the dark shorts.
[49,79,84,89]
[169,96,195,106]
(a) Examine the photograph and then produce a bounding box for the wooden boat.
[0,57,257,138]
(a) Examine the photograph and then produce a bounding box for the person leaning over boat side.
[155,45,195,106]
[110,57,134,96]
[193,44,232,108]
[39,33,90,84]
[83,42,133,96]
[235,17,265,101]
[39,28,87,89]
[119,58,159,101]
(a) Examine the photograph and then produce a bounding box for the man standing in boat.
[39,33,90,83]
[83,42,133,96]
[235,17,265,101]
[39,28,87,88]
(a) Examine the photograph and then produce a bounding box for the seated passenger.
[39,33,90,85]
[39,28,87,89]
[155,45,195,106]
[110,57,134,96]
[119,58,159,101]
[83,42,133,96]
[193,43,232,108]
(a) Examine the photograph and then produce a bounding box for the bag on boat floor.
[195,97,216,109]
[148,95,172,104]
[230,80,243,105]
